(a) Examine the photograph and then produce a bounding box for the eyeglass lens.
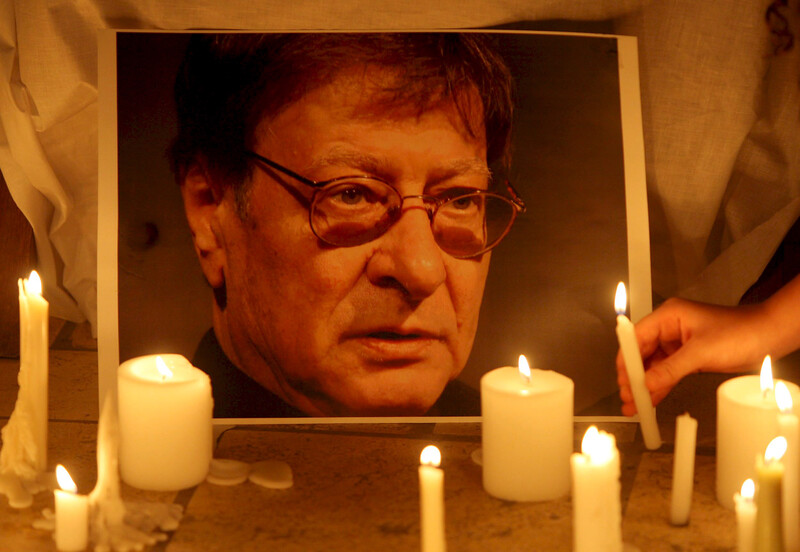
[310,180,518,258]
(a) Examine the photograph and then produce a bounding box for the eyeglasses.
[244,150,526,259]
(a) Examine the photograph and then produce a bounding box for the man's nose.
[365,204,447,301]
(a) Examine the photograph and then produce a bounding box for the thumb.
[644,343,701,398]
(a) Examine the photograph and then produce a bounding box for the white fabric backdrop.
[1,0,798,335]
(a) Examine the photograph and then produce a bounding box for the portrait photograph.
[98,30,650,422]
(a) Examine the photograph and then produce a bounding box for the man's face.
[210,74,491,416]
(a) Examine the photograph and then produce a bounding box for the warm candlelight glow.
[776,380,793,413]
[760,356,774,396]
[518,355,531,382]
[581,426,615,464]
[420,445,442,468]
[26,270,42,296]
[56,465,77,493]
[741,478,755,500]
[765,436,788,463]
[775,380,794,414]
[614,282,627,315]
[156,356,173,380]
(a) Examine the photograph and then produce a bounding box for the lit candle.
[571,426,622,552]
[776,381,799,552]
[716,358,800,509]
[735,479,757,552]
[55,464,89,551]
[614,282,662,450]
[481,355,573,501]
[755,436,787,552]
[118,354,213,491]
[419,445,445,552]
[18,270,49,471]
[670,412,698,526]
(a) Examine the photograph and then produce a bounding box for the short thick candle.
[118,354,213,491]
[670,412,698,526]
[716,368,800,510]
[776,382,799,552]
[571,426,622,552]
[735,479,756,552]
[755,437,786,552]
[418,445,445,552]
[614,282,662,450]
[55,465,89,552]
[481,357,573,501]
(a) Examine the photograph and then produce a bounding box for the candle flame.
[765,436,788,463]
[614,282,627,315]
[156,356,173,380]
[27,270,42,296]
[581,426,616,464]
[776,381,794,413]
[740,478,755,500]
[56,464,78,493]
[420,445,441,468]
[518,355,531,382]
[760,356,774,395]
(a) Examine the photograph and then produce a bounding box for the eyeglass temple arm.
[244,151,322,188]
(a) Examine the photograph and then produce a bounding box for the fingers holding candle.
[615,295,786,415]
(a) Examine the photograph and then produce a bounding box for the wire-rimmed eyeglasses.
[244,150,526,259]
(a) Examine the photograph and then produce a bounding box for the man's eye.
[334,187,366,205]
[451,196,477,210]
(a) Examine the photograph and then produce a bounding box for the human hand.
[616,297,769,416]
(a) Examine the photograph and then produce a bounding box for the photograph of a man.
[167,33,525,418]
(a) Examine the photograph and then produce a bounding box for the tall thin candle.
[776,381,799,552]
[0,270,49,508]
[55,464,89,552]
[19,271,49,471]
[736,479,757,552]
[419,445,445,552]
[755,437,787,552]
[670,412,698,525]
[571,426,622,552]
[614,282,661,450]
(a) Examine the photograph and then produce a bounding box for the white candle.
[419,445,445,552]
[571,426,622,552]
[776,381,799,552]
[735,479,757,552]
[716,358,800,509]
[118,354,213,491]
[670,412,698,525]
[755,437,787,552]
[55,464,89,552]
[614,282,662,450]
[19,270,49,471]
[481,355,573,501]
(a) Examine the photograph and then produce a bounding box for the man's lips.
[342,328,444,363]
[366,330,427,340]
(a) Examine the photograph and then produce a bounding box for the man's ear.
[180,161,226,289]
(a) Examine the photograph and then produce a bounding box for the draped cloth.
[1,0,798,334]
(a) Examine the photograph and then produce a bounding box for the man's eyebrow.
[429,158,491,182]
[307,146,490,181]
[306,147,386,175]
